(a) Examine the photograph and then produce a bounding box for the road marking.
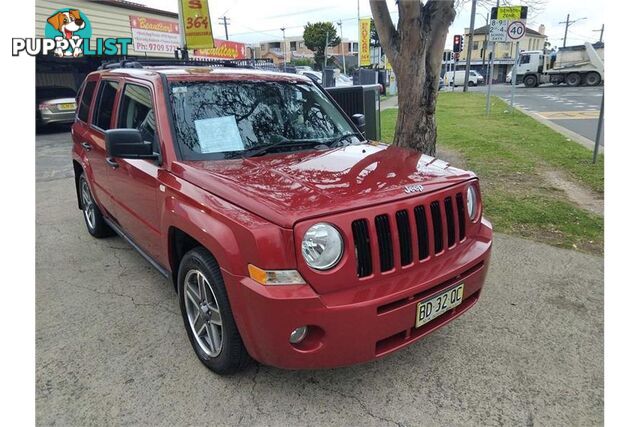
[536,111,601,120]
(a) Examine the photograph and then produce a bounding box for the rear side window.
[77,81,96,123]
[118,84,156,143]
[93,80,119,130]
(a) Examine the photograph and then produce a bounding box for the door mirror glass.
[351,113,366,134]
[105,129,157,159]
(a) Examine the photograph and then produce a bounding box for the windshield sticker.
[194,116,244,153]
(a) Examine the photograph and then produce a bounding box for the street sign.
[489,19,508,42]
[507,20,526,41]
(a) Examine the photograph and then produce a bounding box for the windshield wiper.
[327,132,364,148]
[242,139,318,158]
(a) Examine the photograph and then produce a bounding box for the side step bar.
[104,217,171,279]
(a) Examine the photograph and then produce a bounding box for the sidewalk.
[380,95,398,110]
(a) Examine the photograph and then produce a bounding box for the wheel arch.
[72,159,84,210]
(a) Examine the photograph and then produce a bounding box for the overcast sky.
[136,0,604,48]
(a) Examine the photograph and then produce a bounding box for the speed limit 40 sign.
[507,20,526,41]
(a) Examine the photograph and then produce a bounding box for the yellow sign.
[497,6,523,20]
[179,0,215,49]
[359,18,371,66]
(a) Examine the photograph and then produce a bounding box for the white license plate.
[415,284,464,328]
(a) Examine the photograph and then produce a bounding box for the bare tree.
[370,0,456,156]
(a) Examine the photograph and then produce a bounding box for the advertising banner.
[129,16,180,54]
[359,18,371,66]
[194,39,246,59]
[179,0,215,49]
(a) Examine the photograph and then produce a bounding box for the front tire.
[178,247,251,375]
[524,75,537,88]
[79,173,113,238]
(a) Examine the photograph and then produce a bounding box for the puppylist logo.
[12,8,131,57]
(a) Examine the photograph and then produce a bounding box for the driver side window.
[117,84,156,144]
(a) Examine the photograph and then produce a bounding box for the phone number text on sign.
[130,16,180,54]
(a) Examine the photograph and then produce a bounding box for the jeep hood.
[173,144,475,228]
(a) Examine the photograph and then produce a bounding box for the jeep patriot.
[71,61,493,374]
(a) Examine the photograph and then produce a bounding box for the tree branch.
[369,0,399,63]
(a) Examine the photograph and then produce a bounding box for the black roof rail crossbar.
[98,57,274,70]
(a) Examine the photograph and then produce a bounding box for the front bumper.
[224,218,492,369]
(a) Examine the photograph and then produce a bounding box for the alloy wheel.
[184,269,224,357]
[80,179,96,230]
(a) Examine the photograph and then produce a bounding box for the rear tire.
[178,247,252,375]
[524,75,538,88]
[79,173,114,238]
[566,73,581,87]
[584,71,601,86]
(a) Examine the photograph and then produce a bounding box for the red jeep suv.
[71,61,492,374]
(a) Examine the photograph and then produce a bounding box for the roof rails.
[98,57,275,70]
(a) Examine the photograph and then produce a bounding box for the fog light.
[289,326,308,344]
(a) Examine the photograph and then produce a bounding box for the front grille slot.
[375,215,394,272]
[444,197,456,247]
[456,192,466,241]
[414,205,429,260]
[352,219,372,277]
[395,210,412,266]
[430,201,444,254]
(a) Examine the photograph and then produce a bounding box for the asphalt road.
[470,84,604,144]
[36,129,604,426]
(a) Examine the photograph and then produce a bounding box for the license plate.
[415,284,464,328]
[58,103,75,110]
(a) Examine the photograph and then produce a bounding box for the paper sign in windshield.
[194,116,244,153]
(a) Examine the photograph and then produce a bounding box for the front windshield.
[169,80,359,160]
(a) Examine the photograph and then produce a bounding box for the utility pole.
[337,20,346,74]
[324,31,329,69]
[463,0,477,92]
[593,24,604,43]
[281,27,286,71]
[559,14,587,47]
[218,16,230,40]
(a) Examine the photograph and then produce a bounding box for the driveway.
[36,130,603,425]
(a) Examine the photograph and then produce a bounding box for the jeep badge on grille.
[404,184,424,194]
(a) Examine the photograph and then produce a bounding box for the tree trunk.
[370,0,456,156]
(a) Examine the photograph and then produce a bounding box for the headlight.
[467,185,479,221]
[301,223,343,270]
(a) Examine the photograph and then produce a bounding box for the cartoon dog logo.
[47,9,86,57]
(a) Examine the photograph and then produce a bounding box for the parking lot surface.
[36,130,603,425]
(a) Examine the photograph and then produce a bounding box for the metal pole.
[463,0,477,92]
[592,94,604,163]
[177,0,187,59]
[510,40,519,111]
[486,0,499,114]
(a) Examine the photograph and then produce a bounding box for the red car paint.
[72,66,492,369]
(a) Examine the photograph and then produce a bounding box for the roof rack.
[98,57,275,70]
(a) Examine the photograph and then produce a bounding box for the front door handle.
[81,142,92,151]
[105,157,119,169]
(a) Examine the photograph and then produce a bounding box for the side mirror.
[351,113,366,134]
[105,129,157,159]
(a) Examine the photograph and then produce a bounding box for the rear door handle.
[105,157,119,169]
[81,142,92,151]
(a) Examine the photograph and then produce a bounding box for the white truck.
[515,42,604,88]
